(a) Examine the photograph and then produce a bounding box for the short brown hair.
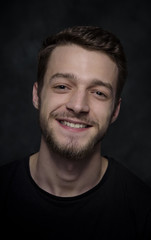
[37,25,127,103]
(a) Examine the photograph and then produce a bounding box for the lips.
[57,119,92,129]
[60,120,88,129]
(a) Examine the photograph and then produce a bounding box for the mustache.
[49,111,97,126]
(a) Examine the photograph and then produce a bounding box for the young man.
[0,26,151,239]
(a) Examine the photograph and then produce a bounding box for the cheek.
[39,97,51,120]
[40,93,67,117]
[92,103,114,125]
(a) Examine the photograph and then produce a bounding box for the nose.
[66,89,90,114]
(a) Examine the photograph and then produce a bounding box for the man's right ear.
[32,82,39,109]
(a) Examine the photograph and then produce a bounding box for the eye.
[92,90,107,98]
[52,84,71,93]
[54,84,69,90]
[56,85,67,89]
[96,91,105,96]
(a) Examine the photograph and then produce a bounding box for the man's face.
[33,44,120,160]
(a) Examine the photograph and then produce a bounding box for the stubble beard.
[39,111,111,162]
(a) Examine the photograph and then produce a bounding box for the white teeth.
[61,121,87,128]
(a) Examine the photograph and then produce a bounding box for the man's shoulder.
[0,159,20,175]
[110,157,149,185]
[109,157,151,201]
[0,156,29,183]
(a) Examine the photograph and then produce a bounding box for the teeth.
[61,121,87,128]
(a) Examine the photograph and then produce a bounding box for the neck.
[30,137,108,197]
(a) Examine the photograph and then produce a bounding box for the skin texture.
[31,44,121,197]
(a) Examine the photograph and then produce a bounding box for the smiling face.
[33,44,120,160]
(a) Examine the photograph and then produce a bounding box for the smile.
[60,120,88,129]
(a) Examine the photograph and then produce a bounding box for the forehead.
[45,44,118,87]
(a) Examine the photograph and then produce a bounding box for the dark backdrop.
[0,0,151,187]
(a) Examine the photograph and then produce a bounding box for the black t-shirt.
[0,156,151,239]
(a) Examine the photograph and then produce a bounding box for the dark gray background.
[0,0,151,187]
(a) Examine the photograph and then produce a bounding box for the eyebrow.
[50,73,77,82]
[49,72,113,93]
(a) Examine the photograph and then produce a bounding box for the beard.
[39,110,111,161]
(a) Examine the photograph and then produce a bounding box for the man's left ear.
[111,98,121,124]
[32,82,39,110]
